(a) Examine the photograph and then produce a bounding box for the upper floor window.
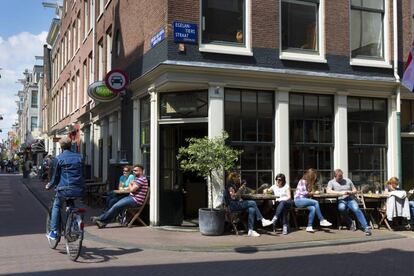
[200,0,252,56]
[350,0,391,68]
[31,116,38,131]
[280,0,326,63]
[31,90,38,108]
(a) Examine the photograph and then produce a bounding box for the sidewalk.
[22,177,412,253]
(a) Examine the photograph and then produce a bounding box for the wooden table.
[312,193,340,203]
[241,194,279,200]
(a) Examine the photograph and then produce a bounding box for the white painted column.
[149,86,159,226]
[133,98,141,165]
[102,118,108,182]
[387,96,398,178]
[334,92,349,176]
[117,110,121,161]
[93,122,101,178]
[274,88,290,184]
[208,83,224,208]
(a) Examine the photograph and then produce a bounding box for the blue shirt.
[119,174,134,189]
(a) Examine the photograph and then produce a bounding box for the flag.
[402,41,414,92]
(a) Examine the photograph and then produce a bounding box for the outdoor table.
[311,192,341,203]
[241,194,279,200]
[360,193,390,230]
[113,189,130,194]
[241,194,279,221]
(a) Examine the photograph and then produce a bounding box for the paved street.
[1,174,414,275]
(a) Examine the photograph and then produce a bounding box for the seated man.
[327,169,371,236]
[92,164,148,228]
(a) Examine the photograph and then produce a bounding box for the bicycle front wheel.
[64,213,83,261]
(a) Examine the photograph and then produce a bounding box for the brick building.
[44,0,414,226]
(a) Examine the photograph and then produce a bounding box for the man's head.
[59,137,72,151]
[334,169,344,182]
[132,164,144,177]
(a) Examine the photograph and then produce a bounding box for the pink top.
[294,179,309,199]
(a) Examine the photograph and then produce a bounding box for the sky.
[0,0,59,141]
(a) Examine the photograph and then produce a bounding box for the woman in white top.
[264,173,293,235]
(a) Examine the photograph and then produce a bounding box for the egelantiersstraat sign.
[173,21,197,44]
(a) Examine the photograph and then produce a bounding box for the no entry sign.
[104,69,128,93]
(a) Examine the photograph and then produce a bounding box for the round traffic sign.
[104,69,128,92]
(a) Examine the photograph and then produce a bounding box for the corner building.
[46,0,414,226]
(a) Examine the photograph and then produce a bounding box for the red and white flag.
[402,41,414,92]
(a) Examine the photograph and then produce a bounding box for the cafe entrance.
[159,123,208,225]
[402,138,414,190]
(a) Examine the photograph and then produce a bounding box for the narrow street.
[0,174,413,275]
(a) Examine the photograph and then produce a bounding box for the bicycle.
[46,196,86,261]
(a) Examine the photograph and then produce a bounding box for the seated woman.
[106,166,134,209]
[384,177,411,223]
[224,172,272,237]
[264,173,293,235]
[294,168,332,233]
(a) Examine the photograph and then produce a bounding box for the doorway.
[402,138,414,190]
[159,123,208,225]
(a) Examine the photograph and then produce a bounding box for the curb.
[21,178,407,253]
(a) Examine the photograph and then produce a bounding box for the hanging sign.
[88,81,119,102]
[104,69,128,93]
[173,21,197,44]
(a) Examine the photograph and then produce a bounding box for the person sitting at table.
[106,165,135,210]
[264,173,293,235]
[384,177,411,224]
[91,164,148,228]
[294,168,332,233]
[224,172,273,237]
[327,169,371,236]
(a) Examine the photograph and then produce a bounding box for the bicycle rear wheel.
[65,213,84,261]
[46,207,60,249]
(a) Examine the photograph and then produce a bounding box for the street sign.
[104,69,128,93]
[151,28,165,48]
[88,81,120,102]
[173,21,197,44]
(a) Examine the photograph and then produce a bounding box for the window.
[401,100,414,132]
[160,91,208,119]
[106,28,112,73]
[76,71,80,109]
[200,0,252,56]
[280,0,326,63]
[99,0,104,15]
[83,59,87,104]
[31,116,38,131]
[350,0,390,67]
[289,94,333,187]
[77,12,81,48]
[31,90,38,108]
[115,30,121,57]
[140,96,150,175]
[98,39,103,79]
[88,52,93,84]
[84,0,89,38]
[225,89,274,190]
[348,97,387,187]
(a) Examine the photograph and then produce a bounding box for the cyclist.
[46,137,85,240]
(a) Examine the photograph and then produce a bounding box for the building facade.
[44,0,414,226]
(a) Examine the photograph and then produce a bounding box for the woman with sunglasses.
[106,165,134,209]
[264,173,293,235]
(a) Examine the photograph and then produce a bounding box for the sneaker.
[247,230,260,237]
[364,228,372,236]
[90,216,99,223]
[271,216,278,225]
[95,220,107,229]
[46,230,57,240]
[282,224,288,235]
[320,219,332,227]
[349,220,357,231]
[262,218,273,227]
[306,226,315,233]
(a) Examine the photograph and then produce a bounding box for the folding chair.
[123,190,150,228]
[224,204,247,235]
[357,193,377,230]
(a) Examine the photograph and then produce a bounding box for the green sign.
[88,81,119,102]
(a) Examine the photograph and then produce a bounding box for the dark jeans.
[106,191,128,210]
[273,200,294,225]
[338,197,369,230]
[229,200,264,231]
[99,196,138,224]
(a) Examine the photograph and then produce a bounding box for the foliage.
[177,131,242,209]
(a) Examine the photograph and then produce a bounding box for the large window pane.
[351,2,384,59]
[160,91,208,118]
[202,0,245,45]
[282,0,318,51]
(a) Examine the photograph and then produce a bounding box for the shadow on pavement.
[5,248,413,275]
[52,246,143,263]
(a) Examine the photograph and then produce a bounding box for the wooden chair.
[357,193,377,230]
[223,204,247,235]
[119,189,150,228]
[377,207,392,231]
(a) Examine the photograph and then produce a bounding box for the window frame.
[349,0,391,68]
[279,0,327,63]
[199,0,252,56]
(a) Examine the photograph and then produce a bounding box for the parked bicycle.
[46,196,85,261]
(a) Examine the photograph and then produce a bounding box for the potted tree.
[177,131,242,236]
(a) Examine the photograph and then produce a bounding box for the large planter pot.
[198,208,225,236]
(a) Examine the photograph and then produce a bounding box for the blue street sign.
[173,21,197,44]
[150,28,165,48]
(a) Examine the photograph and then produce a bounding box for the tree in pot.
[177,131,242,235]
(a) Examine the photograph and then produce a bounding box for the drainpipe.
[393,0,402,181]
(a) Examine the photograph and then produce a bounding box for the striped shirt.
[294,179,309,199]
[130,176,149,206]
